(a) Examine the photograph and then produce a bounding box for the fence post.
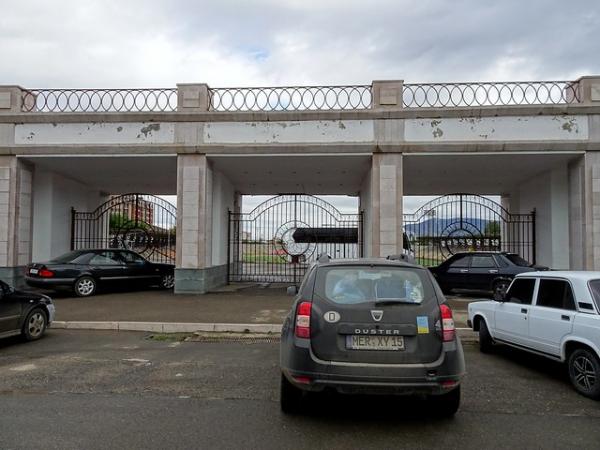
[371,80,404,109]
[70,207,76,250]
[176,83,210,112]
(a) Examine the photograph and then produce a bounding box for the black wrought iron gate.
[403,194,535,266]
[71,193,176,264]
[228,194,363,283]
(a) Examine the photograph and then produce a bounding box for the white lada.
[468,271,600,399]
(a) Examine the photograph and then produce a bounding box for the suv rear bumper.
[281,337,466,396]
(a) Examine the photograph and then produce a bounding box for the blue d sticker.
[416,316,429,334]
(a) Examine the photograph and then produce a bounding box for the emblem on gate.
[371,310,384,322]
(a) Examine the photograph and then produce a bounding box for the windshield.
[588,280,600,311]
[316,266,434,305]
[506,254,531,267]
[50,251,91,264]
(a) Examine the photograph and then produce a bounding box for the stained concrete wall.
[31,167,106,262]
[211,169,234,266]
[509,167,570,269]
[359,164,373,257]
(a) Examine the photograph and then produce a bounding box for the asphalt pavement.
[2,330,598,449]
[41,284,477,327]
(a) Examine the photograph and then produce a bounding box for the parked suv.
[429,251,547,297]
[280,255,465,415]
[468,272,600,399]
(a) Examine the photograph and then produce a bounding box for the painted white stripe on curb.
[51,321,283,334]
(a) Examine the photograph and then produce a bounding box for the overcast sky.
[2,0,598,88]
[3,0,597,213]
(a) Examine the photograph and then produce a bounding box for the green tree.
[484,220,500,236]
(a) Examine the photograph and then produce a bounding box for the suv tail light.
[39,268,55,278]
[295,301,312,339]
[440,304,455,342]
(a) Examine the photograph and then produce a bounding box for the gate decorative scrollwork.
[71,194,176,264]
[228,195,363,283]
[403,194,535,266]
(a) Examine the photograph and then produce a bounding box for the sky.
[2,0,598,213]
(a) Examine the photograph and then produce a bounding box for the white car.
[468,271,600,399]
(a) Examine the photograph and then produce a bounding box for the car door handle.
[521,308,528,314]
[489,269,498,274]
[561,315,570,321]
[460,269,469,273]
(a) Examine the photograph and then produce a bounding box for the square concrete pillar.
[581,151,600,270]
[572,76,600,105]
[177,83,210,112]
[0,86,24,114]
[369,153,403,257]
[371,80,404,109]
[175,154,227,294]
[0,156,33,287]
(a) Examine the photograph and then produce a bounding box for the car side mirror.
[495,291,507,302]
[286,286,298,296]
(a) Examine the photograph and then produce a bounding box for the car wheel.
[22,308,47,341]
[432,385,461,417]
[160,273,175,289]
[74,276,97,297]
[478,319,494,354]
[280,374,305,414]
[568,348,600,400]
[493,279,510,300]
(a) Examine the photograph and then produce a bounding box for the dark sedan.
[0,280,54,341]
[429,251,547,297]
[25,249,175,297]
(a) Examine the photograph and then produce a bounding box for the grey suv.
[280,256,465,416]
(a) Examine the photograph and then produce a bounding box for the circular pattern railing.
[21,88,178,113]
[402,81,580,108]
[19,81,582,113]
[208,85,372,112]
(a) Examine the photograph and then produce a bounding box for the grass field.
[241,255,286,264]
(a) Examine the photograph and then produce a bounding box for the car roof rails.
[317,253,331,263]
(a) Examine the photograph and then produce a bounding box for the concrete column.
[582,151,600,270]
[568,156,586,269]
[371,80,404,109]
[573,76,600,105]
[175,154,231,294]
[370,153,403,258]
[0,156,33,287]
[177,83,210,112]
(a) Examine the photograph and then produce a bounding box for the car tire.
[478,319,494,354]
[160,273,175,290]
[280,374,304,414]
[74,276,97,297]
[492,279,510,300]
[22,308,47,341]
[568,348,600,400]
[432,385,461,417]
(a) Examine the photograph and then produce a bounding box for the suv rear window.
[316,266,434,305]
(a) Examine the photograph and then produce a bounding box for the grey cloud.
[1,0,598,87]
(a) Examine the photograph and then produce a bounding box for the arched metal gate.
[228,194,363,283]
[403,194,535,267]
[71,193,176,264]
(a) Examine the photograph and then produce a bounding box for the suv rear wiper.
[374,299,414,305]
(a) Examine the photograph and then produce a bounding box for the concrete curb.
[50,321,478,341]
[50,321,283,334]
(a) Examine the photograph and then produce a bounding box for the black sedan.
[429,251,548,297]
[25,249,175,297]
[0,279,54,341]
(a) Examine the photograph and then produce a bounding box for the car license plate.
[346,335,405,351]
[29,268,38,275]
